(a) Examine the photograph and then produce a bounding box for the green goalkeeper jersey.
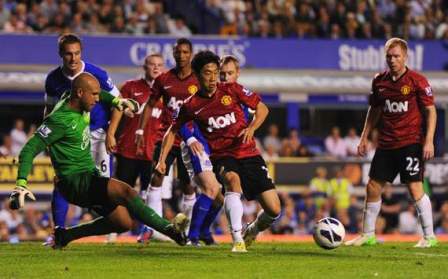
[17,91,117,180]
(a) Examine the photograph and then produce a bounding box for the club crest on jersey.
[401,85,411,95]
[221,95,232,106]
[188,85,198,95]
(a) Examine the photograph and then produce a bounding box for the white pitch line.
[413,252,448,258]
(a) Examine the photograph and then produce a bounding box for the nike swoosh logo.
[164,85,173,90]
[194,107,206,115]
[72,123,78,129]
[379,88,385,92]
[134,92,143,96]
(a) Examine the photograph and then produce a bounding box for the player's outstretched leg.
[243,190,280,248]
[44,187,69,246]
[409,182,438,248]
[345,179,382,246]
[109,178,188,245]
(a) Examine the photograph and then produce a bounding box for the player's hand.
[423,141,434,161]
[9,183,36,210]
[106,134,117,154]
[189,141,204,156]
[357,137,369,157]
[155,161,166,175]
[238,127,255,143]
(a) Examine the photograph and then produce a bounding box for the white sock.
[224,192,244,242]
[251,210,278,234]
[181,193,196,222]
[415,194,435,238]
[362,200,381,236]
[146,186,162,216]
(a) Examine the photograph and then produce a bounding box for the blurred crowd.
[1,0,448,40]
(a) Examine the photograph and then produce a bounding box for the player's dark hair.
[58,33,82,53]
[191,50,220,75]
[174,38,193,51]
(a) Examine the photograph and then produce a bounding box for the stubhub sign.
[338,44,424,71]
[0,34,446,71]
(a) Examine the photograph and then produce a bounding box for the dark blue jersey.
[45,61,119,131]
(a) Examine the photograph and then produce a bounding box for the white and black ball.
[313,217,345,250]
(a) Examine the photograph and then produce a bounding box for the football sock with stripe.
[224,192,244,242]
[415,194,435,238]
[362,200,381,236]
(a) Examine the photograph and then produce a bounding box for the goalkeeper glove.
[9,179,36,210]
[113,98,140,113]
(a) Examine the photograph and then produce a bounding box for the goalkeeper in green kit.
[9,73,188,248]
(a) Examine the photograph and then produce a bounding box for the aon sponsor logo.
[167,97,184,111]
[384,99,408,113]
[207,112,236,132]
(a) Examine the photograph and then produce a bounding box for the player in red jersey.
[106,53,165,243]
[156,51,281,252]
[136,38,199,223]
[345,38,438,248]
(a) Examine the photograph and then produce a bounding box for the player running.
[345,38,438,248]
[136,38,199,223]
[156,51,281,252]
[181,55,246,246]
[178,122,223,245]
[106,54,165,243]
[44,34,120,237]
[9,73,188,248]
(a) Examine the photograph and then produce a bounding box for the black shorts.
[369,143,424,184]
[212,155,275,201]
[115,154,153,192]
[56,171,117,217]
[153,142,190,184]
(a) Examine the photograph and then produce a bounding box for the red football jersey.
[149,68,199,146]
[369,68,434,149]
[173,82,261,159]
[117,78,163,160]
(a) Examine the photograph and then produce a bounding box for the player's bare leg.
[222,170,246,252]
[408,181,437,247]
[243,189,281,247]
[345,179,384,246]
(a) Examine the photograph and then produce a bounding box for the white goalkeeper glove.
[9,179,36,210]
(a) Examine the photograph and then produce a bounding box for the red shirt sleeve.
[368,77,382,107]
[232,83,261,109]
[120,81,132,98]
[415,75,434,107]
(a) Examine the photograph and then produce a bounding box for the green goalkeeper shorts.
[56,170,117,217]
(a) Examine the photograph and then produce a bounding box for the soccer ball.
[313,217,345,250]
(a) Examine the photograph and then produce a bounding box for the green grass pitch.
[0,242,447,279]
